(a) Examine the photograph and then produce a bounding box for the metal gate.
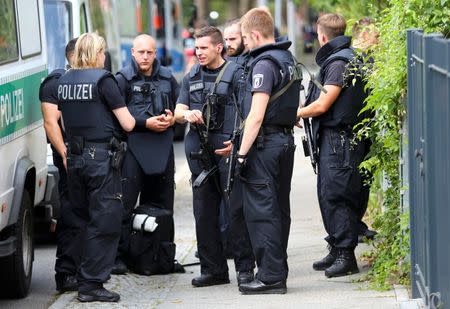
[407,29,450,309]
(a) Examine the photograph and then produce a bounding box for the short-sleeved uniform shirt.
[322,60,347,88]
[39,75,60,105]
[250,59,282,95]
[40,73,65,150]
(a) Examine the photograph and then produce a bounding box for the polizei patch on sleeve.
[252,74,264,89]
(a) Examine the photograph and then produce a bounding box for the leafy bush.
[308,0,450,289]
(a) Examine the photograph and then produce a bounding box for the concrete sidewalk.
[48,131,416,309]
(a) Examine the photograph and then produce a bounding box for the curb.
[394,285,424,309]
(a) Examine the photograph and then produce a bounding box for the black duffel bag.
[127,203,183,275]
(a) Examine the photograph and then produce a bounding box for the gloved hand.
[235,154,247,178]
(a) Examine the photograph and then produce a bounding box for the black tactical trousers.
[52,151,80,277]
[67,146,123,292]
[317,128,367,249]
[242,133,295,283]
[119,148,175,259]
[229,178,255,272]
[357,138,372,234]
[191,160,229,276]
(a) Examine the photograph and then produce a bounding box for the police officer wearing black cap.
[296,13,369,278]
[40,37,79,293]
[57,32,154,302]
[174,26,251,287]
[237,8,300,295]
[114,34,179,274]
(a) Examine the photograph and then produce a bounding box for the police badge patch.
[253,74,264,89]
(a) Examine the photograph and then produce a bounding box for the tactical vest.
[117,61,174,118]
[307,37,368,130]
[227,52,250,67]
[228,53,251,116]
[188,61,240,135]
[57,68,120,141]
[245,42,301,127]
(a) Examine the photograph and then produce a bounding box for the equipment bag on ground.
[127,203,179,275]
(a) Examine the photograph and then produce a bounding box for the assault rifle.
[190,124,221,191]
[301,116,318,174]
[298,63,328,174]
[224,109,241,198]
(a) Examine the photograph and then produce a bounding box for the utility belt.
[66,136,127,170]
[261,125,294,135]
[255,125,294,150]
[321,124,354,137]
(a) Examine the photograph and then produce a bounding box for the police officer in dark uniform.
[57,32,154,302]
[224,19,250,67]
[174,26,251,287]
[237,8,299,295]
[40,38,79,293]
[296,14,369,278]
[352,18,379,242]
[114,34,179,274]
[222,19,255,284]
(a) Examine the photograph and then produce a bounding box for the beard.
[227,41,245,57]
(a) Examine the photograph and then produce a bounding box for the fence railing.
[407,29,450,309]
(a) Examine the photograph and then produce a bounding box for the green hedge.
[307,0,450,289]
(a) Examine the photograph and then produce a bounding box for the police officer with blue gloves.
[237,8,300,295]
[114,34,179,274]
[174,26,252,287]
[40,37,79,293]
[296,14,369,278]
[57,32,155,302]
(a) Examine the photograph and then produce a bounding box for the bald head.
[132,34,157,75]
[133,34,156,50]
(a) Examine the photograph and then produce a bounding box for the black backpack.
[127,204,181,275]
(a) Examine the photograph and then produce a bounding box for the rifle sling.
[205,62,231,131]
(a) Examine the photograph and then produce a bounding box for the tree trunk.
[194,0,209,22]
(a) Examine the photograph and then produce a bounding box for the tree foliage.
[308,0,450,289]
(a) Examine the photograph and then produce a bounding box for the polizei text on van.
[0,88,25,129]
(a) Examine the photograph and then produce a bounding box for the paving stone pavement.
[48,130,417,309]
[48,68,420,308]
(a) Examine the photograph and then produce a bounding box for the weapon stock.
[190,124,221,191]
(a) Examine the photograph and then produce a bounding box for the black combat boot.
[312,245,338,271]
[111,258,128,275]
[324,248,359,278]
[55,273,78,292]
[78,287,120,302]
[191,273,230,287]
[237,270,254,286]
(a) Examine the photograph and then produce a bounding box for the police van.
[43,0,122,73]
[0,0,52,298]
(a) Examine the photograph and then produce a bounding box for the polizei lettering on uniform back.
[58,83,93,101]
[0,88,25,128]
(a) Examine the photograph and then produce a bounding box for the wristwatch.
[237,153,247,164]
